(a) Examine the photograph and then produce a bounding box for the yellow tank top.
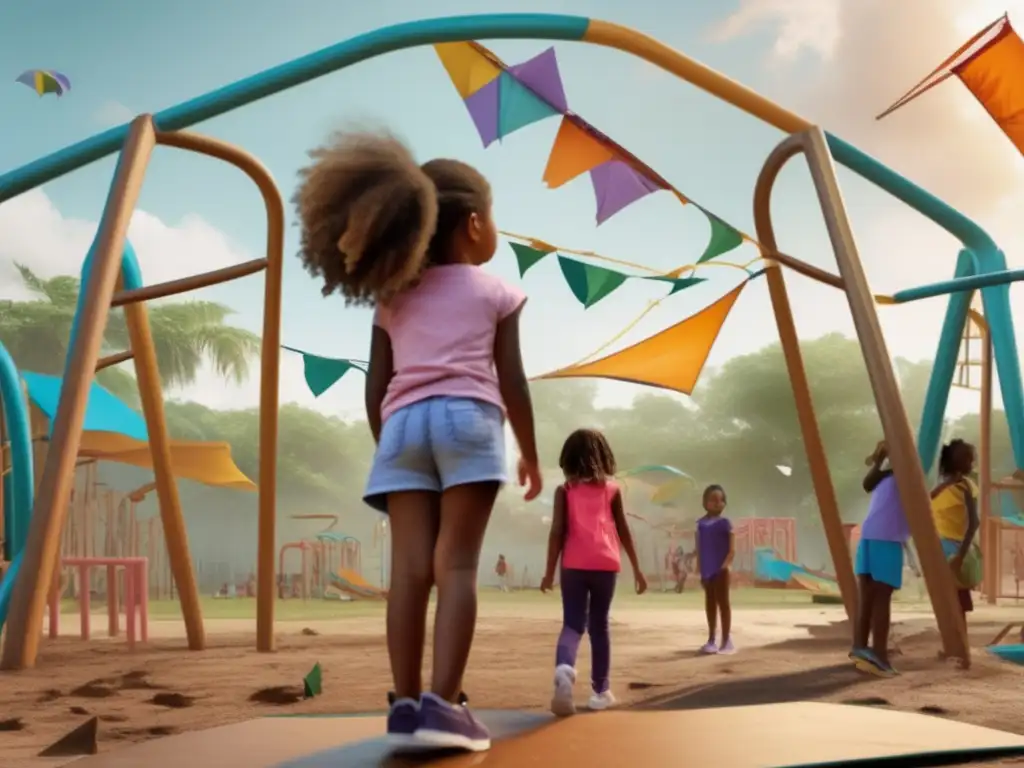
[931,477,978,541]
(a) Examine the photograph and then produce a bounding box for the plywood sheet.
[66,703,1024,768]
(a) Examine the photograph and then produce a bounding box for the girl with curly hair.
[294,130,542,753]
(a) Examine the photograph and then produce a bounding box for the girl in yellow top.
[930,439,980,617]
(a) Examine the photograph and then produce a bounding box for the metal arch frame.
[0,13,1003,666]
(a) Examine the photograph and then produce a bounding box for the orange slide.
[327,568,387,601]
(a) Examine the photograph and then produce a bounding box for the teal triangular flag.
[508,242,550,277]
[557,256,629,309]
[497,72,559,139]
[282,346,366,398]
[303,662,322,698]
[698,210,744,263]
[644,275,706,295]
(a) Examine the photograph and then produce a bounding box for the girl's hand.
[540,573,555,593]
[518,456,543,501]
[635,573,648,595]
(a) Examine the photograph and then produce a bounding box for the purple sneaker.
[413,692,491,752]
[385,692,419,745]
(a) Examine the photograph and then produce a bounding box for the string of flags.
[281,345,365,398]
[502,232,765,310]
[434,41,757,261]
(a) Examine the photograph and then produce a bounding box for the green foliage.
[0,263,261,401]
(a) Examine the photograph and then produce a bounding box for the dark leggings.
[555,568,617,694]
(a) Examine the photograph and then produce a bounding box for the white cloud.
[709,0,1024,215]
[92,100,136,128]
[0,189,344,414]
[707,0,839,62]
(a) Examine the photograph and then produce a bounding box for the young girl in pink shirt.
[540,429,646,716]
[295,131,542,753]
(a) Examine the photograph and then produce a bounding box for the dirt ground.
[3,597,1024,767]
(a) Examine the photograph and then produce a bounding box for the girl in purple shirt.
[696,484,735,654]
[850,441,914,677]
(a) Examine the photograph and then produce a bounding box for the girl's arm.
[494,305,538,467]
[724,531,736,570]
[863,465,892,493]
[610,490,642,576]
[694,528,700,572]
[365,325,394,443]
[543,486,567,582]
[959,482,980,557]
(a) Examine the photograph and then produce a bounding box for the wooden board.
[67,702,1024,768]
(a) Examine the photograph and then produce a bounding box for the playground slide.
[753,548,840,597]
[328,568,386,601]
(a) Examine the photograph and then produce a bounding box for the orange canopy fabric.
[878,15,1024,155]
[77,431,256,491]
[536,282,746,394]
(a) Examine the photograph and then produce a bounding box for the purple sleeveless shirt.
[859,475,909,543]
[696,515,732,581]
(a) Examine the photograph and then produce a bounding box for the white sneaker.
[550,664,576,716]
[587,689,616,711]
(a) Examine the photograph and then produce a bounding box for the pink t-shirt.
[373,264,526,422]
[562,480,622,572]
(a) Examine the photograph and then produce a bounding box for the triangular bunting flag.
[698,211,744,263]
[497,71,559,139]
[644,276,706,296]
[508,241,551,277]
[434,43,502,98]
[465,76,500,146]
[590,160,662,224]
[282,346,366,398]
[508,47,568,113]
[537,282,747,394]
[542,117,616,189]
[303,662,323,698]
[558,256,628,309]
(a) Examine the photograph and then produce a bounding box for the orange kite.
[877,14,1024,155]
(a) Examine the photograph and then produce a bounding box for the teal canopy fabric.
[20,371,148,440]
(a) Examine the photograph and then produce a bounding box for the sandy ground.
[3,598,1024,767]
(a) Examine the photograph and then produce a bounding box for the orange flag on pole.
[878,14,1024,155]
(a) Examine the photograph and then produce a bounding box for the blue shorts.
[854,538,904,589]
[364,396,507,513]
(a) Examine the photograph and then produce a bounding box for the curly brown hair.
[559,428,617,483]
[293,130,491,306]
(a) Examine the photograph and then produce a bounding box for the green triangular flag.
[282,346,366,398]
[698,210,744,263]
[557,256,629,309]
[644,275,706,295]
[508,241,550,277]
[497,72,559,139]
[303,662,322,698]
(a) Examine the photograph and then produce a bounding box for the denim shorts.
[364,396,507,513]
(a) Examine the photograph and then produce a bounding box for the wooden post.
[0,117,157,670]
[800,129,970,663]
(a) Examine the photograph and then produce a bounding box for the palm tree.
[0,263,261,404]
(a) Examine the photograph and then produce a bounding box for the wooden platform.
[67,702,1024,767]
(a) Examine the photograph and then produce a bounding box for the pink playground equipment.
[48,556,148,649]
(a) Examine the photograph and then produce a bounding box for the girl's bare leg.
[386,491,441,699]
[430,481,500,700]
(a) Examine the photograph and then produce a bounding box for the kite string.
[527,298,664,381]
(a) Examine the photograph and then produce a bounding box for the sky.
[0,0,1022,423]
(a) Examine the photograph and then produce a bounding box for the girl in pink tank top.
[540,429,646,717]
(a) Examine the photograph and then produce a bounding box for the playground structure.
[0,361,254,646]
[278,529,364,600]
[1,14,1021,676]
